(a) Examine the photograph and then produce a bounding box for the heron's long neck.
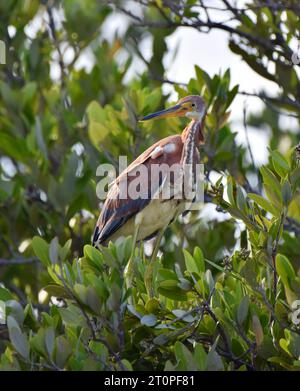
[181,119,202,165]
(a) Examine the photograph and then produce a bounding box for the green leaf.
[227,176,236,206]
[84,245,104,269]
[290,167,300,187]
[22,81,37,105]
[121,359,133,371]
[35,116,48,160]
[86,286,101,314]
[32,236,51,267]
[236,186,247,212]
[252,314,264,347]
[226,85,239,109]
[276,254,295,288]
[264,184,282,208]
[237,295,249,325]
[194,343,207,370]
[248,193,279,216]
[206,350,224,371]
[157,268,178,281]
[55,336,72,368]
[270,150,290,178]
[7,315,29,360]
[43,284,72,299]
[74,283,88,304]
[59,304,87,327]
[89,340,108,360]
[183,249,201,275]
[49,237,59,264]
[30,328,47,357]
[205,269,215,293]
[279,337,292,357]
[204,258,225,272]
[174,341,197,370]
[158,287,187,301]
[0,287,13,301]
[86,101,110,149]
[45,327,55,358]
[141,314,157,327]
[159,279,179,290]
[178,277,192,291]
[164,360,176,370]
[145,299,160,314]
[6,300,24,325]
[59,239,72,263]
[260,166,282,204]
[172,309,195,322]
[193,247,205,273]
[281,180,292,206]
[0,133,31,162]
[127,304,142,319]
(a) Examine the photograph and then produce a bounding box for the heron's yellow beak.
[139,103,186,121]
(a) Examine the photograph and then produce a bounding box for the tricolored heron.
[93,95,206,297]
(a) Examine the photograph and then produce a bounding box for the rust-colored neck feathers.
[181,119,204,165]
[181,119,205,145]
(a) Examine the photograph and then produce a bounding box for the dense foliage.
[0,0,300,371]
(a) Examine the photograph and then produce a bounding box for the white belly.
[110,198,188,242]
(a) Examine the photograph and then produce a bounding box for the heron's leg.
[124,223,140,290]
[145,227,166,298]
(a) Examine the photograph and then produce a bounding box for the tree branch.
[0,257,38,266]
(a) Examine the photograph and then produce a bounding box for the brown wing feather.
[93,135,183,246]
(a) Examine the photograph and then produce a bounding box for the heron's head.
[140,95,206,122]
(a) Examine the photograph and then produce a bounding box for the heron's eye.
[191,103,195,108]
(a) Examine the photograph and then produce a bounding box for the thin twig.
[0,257,38,266]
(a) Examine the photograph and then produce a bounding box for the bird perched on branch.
[93,95,206,297]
